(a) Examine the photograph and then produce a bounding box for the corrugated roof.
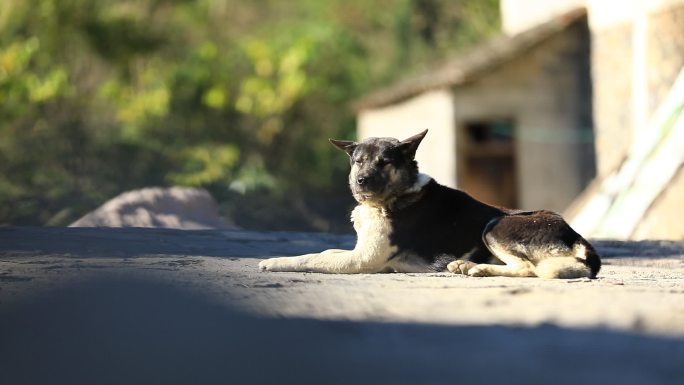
[354,8,587,111]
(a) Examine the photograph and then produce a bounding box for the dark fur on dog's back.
[387,179,503,270]
[385,179,601,277]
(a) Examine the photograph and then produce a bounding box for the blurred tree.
[0,0,499,230]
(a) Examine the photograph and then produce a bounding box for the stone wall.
[647,5,684,116]
[590,3,684,177]
[630,5,684,239]
[588,3,684,240]
[590,22,633,177]
[634,5,684,240]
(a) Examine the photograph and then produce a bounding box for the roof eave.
[353,7,588,112]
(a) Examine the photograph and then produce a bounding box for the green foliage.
[167,144,240,186]
[0,0,500,230]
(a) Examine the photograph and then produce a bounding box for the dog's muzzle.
[352,176,386,202]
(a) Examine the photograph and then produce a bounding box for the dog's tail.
[534,239,602,279]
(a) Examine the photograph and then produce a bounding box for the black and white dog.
[259,130,601,278]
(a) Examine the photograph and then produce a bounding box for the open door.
[458,120,518,208]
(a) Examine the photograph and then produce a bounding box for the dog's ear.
[397,129,428,159]
[329,139,358,157]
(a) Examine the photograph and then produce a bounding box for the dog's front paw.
[259,256,304,272]
[447,260,477,275]
[259,258,280,272]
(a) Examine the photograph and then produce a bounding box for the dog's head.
[330,130,428,205]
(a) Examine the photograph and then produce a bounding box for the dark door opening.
[458,120,518,208]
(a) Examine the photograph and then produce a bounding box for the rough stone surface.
[1,227,683,384]
[69,186,237,229]
[592,4,684,178]
[647,4,684,116]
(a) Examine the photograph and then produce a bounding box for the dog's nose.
[357,176,367,186]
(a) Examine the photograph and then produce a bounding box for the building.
[355,0,684,240]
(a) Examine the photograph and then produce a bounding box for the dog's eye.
[376,158,390,166]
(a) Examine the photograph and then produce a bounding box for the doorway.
[457,119,518,208]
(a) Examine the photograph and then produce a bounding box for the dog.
[259,130,601,278]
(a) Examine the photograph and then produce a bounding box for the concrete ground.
[1,227,683,385]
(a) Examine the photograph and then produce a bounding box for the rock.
[69,187,237,229]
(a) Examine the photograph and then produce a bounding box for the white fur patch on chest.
[350,204,397,267]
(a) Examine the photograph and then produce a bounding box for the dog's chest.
[351,204,434,272]
[350,205,397,260]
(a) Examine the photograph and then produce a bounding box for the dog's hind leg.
[473,212,599,279]
[446,246,501,274]
[446,260,478,274]
[446,217,537,277]
[466,239,537,277]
